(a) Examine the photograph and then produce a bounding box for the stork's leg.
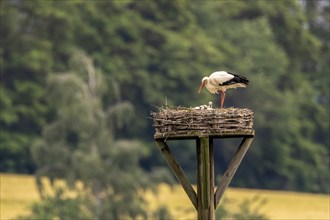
[220,91,226,108]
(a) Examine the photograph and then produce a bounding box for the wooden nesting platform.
[151,107,254,139]
[152,106,255,220]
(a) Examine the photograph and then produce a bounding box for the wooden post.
[196,138,203,219]
[209,138,215,220]
[196,137,216,220]
[201,137,210,210]
[154,132,254,220]
[196,137,214,220]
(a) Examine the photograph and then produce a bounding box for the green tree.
[17,187,92,220]
[216,196,268,220]
[28,50,171,219]
[190,0,329,192]
[0,0,79,173]
[1,0,328,193]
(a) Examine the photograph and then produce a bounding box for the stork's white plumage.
[198,71,249,108]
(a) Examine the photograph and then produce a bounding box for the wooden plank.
[155,140,198,210]
[214,137,254,208]
[154,130,255,140]
[209,138,215,220]
[200,137,210,210]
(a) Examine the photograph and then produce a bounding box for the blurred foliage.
[17,185,173,220]
[216,196,268,220]
[0,0,329,194]
[17,187,93,220]
[27,50,172,219]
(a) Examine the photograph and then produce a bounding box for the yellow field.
[146,184,330,220]
[1,173,329,220]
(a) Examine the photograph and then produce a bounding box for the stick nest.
[151,106,254,138]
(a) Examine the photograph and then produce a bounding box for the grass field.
[1,173,329,220]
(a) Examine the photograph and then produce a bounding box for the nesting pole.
[152,107,255,220]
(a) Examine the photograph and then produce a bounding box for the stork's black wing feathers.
[221,72,249,86]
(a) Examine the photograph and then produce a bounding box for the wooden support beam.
[214,137,254,208]
[209,138,215,220]
[155,140,198,210]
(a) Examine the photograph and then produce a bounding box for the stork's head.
[198,77,209,93]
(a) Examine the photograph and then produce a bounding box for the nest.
[151,106,254,138]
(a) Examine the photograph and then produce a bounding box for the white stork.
[198,71,249,108]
